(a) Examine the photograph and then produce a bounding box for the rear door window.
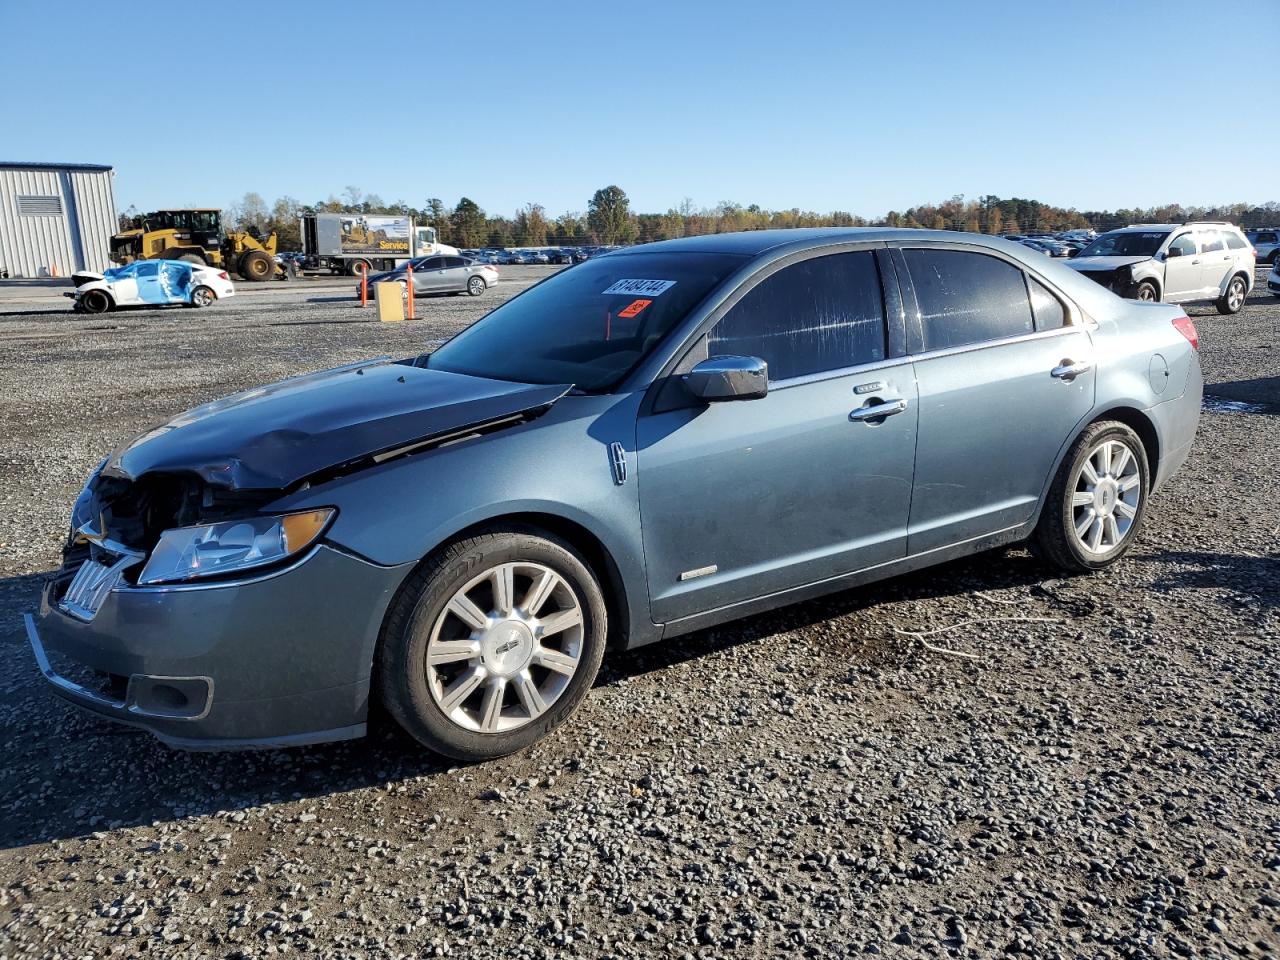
[444,257,466,269]
[1200,232,1225,253]
[903,249,1034,351]
[709,251,887,381]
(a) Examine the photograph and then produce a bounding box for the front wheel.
[379,528,608,761]
[467,275,486,296]
[1216,275,1247,315]
[1033,421,1149,572]
[1133,280,1158,302]
[80,289,112,314]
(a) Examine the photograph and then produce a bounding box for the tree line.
[120,186,1280,250]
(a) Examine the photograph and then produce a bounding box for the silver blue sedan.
[27,228,1202,759]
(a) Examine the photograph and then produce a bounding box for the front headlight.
[137,508,334,585]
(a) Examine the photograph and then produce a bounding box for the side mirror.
[1067,248,1080,258]
[685,355,768,402]
[1165,247,1181,258]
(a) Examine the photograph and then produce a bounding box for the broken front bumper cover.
[24,544,413,750]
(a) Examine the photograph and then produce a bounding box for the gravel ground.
[0,265,1276,959]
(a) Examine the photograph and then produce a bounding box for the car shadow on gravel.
[1136,549,1279,612]
[0,548,1064,851]
[1204,375,1280,412]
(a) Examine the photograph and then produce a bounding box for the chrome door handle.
[1051,359,1093,380]
[849,398,907,422]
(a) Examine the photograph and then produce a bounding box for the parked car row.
[459,247,612,266]
[1000,232,1096,258]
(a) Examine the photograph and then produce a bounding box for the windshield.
[1079,231,1169,258]
[427,251,745,391]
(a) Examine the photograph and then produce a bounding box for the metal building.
[0,162,117,278]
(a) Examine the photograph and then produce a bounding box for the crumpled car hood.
[104,359,570,490]
[1066,255,1151,271]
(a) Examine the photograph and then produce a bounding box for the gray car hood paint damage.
[104,359,571,490]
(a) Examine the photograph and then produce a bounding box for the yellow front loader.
[110,209,284,281]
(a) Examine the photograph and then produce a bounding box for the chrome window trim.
[767,354,914,392]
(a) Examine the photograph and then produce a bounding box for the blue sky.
[4,0,1276,218]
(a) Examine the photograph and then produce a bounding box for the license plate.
[59,555,135,620]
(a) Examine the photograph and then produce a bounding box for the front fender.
[270,391,657,643]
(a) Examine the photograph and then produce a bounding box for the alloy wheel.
[1070,439,1142,555]
[1227,278,1246,312]
[425,562,583,733]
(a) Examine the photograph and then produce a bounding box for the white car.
[67,259,235,314]
[1267,258,1280,298]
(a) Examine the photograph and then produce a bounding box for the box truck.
[300,214,458,275]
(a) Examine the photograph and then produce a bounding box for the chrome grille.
[59,550,141,621]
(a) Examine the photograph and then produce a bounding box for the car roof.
[601,227,1044,259]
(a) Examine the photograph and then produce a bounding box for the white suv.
[1066,222,1255,314]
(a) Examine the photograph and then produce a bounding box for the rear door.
[637,247,917,622]
[440,256,469,290]
[894,244,1096,553]
[1195,230,1231,295]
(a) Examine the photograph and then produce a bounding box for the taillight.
[1172,315,1199,351]
[218,271,229,280]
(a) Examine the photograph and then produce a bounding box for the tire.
[379,527,608,761]
[189,285,216,308]
[238,250,273,282]
[80,289,111,314]
[1268,250,1279,266]
[347,259,371,277]
[1216,274,1248,315]
[1033,420,1149,573]
[1133,280,1158,302]
[467,275,486,296]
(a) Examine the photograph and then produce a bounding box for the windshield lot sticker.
[617,298,652,318]
[602,279,676,297]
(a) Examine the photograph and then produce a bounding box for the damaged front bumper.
[25,543,413,749]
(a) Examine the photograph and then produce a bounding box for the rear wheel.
[379,527,608,761]
[238,250,273,282]
[1269,250,1279,266]
[347,259,372,277]
[467,275,486,296]
[1216,274,1247,315]
[190,285,216,308]
[1033,421,1149,572]
[80,289,111,314]
[1134,280,1158,302]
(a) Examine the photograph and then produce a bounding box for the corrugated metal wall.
[0,166,117,277]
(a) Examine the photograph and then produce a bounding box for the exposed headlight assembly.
[69,457,109,541]
[137,509,334,585]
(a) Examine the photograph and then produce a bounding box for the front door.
[895,245,1097,553]
[638,249,917,623]
[1162,232,1203,300]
